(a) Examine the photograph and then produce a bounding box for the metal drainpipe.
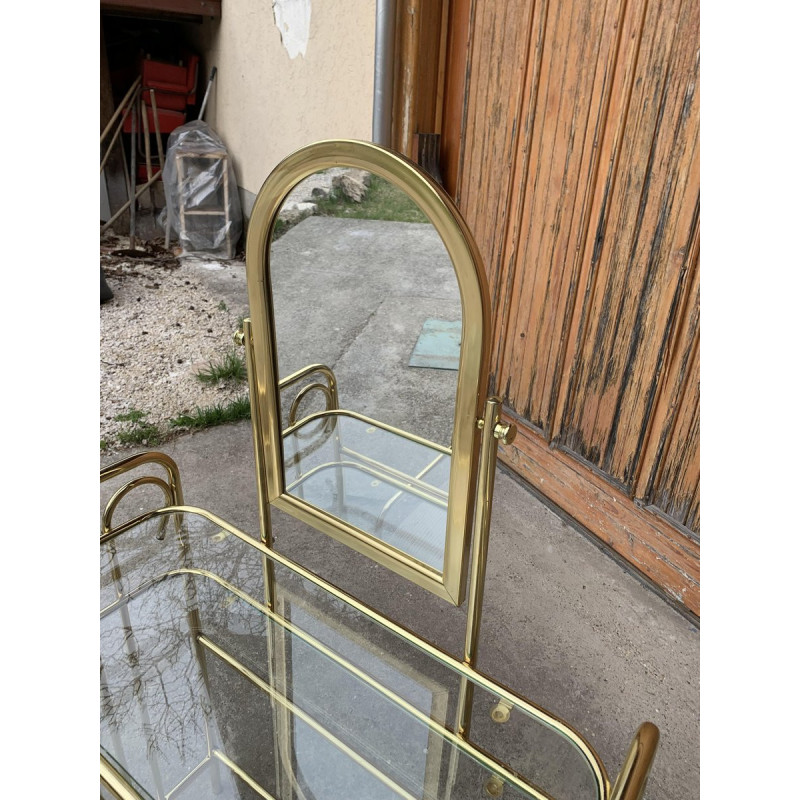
[373,0,397,146]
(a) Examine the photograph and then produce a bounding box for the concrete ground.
[102,216,699,799]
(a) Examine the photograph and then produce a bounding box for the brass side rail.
[282,407,450,455]
[609,723,660,800]
[284,459,448,510]
[100,451,184,538]
[102,567,554,800]
[101,505,612,799]
[277,362,340,426]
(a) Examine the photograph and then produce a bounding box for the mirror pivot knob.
[493,421,517,446]
[490,698,513,723]
[484,775,504,797]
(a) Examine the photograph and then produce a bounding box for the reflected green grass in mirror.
[316,175,430,224]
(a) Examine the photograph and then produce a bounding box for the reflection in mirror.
[269,168,462,573]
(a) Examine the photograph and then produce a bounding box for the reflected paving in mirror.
[270,169,462,574]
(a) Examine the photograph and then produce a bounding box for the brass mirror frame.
[244,140,491,605]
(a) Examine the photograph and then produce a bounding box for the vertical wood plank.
[494,0,633,432]
[438,0,701,602]
[649,343,700,529]
[635,219,699,520]
[392,0,448,158]
[555,0,699,491]
[454,0,538,330]
[440,0,472,194]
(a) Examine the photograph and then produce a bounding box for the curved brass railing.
[609,723,660,800]
[101,503,613,798]
[100,451,184,538]
[99,458,660,800]
[277,362,340,427]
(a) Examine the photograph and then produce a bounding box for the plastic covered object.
[162,121,242,259]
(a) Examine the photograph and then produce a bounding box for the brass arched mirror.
[243,140,491,605]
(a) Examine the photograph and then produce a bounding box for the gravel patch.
[100,236,248,454]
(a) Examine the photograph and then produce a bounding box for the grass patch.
[195,350,247,384]
[315,175,429,223]
[272,173,430,242]
[100,439,109,452]
[113,409,163,446]
[218,300,228,311]
[271,217,291,241]
[114,409,147,423]
[170,396,251,429]
[112,408,163,446]
[118,423,162,446]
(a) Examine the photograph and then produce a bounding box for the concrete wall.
[185,1,376,215]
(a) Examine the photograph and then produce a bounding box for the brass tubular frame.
[201,630,556,800]
[104,505,611,799]
[210,750,276,800]
[245,139,492,605]
[108,565,555,799]
[271,584,453,800]
[101,754,146,800]
[288,382,334,426]
[608,723,660,800]
[242,318,277,610]
[464,397,503,669]
[100,452,184,537]
[283,408,451,454]
[277,362,340,426]
[102,476,173,537]
[200,634,421,800]
[101,140,661,796]
[456,396,504,739]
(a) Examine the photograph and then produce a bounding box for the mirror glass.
[268,168,461,573]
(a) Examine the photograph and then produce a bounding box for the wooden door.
[392,0,699,616]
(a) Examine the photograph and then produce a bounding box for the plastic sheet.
[161,121,242,259]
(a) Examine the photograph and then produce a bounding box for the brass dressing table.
[100,141,659,800]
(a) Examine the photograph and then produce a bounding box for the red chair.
[122,52,200,134]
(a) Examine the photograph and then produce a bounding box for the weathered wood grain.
[636,221,700,530]
[493,0,631,430]
[438,0,701,599]
[556,0,699,491]
[441,0,471,192]
[650,346,700,529]
[448,0,538,325]
[392,0,449,159]
[500,415,700,615]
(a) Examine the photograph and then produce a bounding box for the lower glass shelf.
[100,510,608,800]
[283,411,452,573]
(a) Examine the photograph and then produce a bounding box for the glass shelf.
[100,511,605,800]
[283,412,451,572]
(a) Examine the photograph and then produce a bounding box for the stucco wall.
[185,1,376,213]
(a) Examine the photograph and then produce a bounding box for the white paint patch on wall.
[272,0,311,59]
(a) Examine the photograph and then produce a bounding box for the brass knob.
[490,699,513,723]
[484,775,504,797]
[493,421,517,446]
[234,329,245,346]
